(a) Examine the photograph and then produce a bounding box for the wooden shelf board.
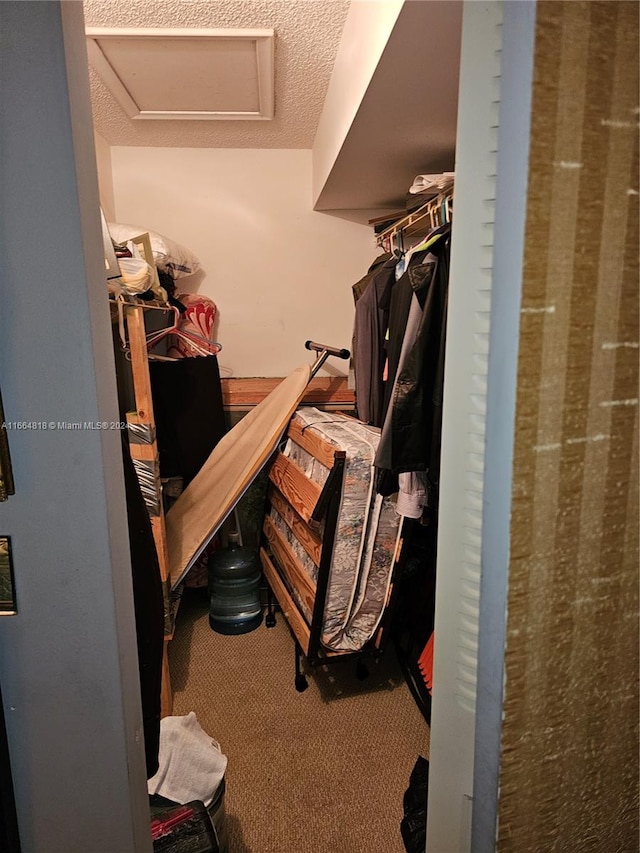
[222,376,354,409]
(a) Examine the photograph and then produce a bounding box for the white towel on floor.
[147,712,227,807]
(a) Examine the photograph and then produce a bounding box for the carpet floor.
[169,591,429,853]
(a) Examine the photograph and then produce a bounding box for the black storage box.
[151,800,219,853]
[149,778,227,853]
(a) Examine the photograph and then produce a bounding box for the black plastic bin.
[150,779,227,853]
[151,800,218,853]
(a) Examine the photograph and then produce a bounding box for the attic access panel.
[86,28,275,120]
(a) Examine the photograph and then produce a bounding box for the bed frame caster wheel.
[265,587,276,627]
[356,660,369,681]
[294,641,307,691]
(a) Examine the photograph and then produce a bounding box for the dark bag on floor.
[400,756,429,853]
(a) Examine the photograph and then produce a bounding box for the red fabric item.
[168,293,217,358]
[417,631,434,695]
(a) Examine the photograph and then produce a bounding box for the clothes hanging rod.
[108,295,174,311]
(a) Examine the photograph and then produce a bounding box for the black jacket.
[376,228,450,501]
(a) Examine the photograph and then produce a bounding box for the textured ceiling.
[83,0,350,148]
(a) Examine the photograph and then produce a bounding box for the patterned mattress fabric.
[272,407,401,653]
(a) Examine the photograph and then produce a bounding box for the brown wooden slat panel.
[286,417,345,469]
[222,376,354,408]
[263,515,316,618]
[268,453,321,524]
[150,516,169,575]
[260,547,310,655]
[269,486,322,567]
[126,442,156,462]
[125,306,155,422]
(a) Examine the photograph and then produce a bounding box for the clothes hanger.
[404,203,452,257]
[391,229,405,258]
[406,229,447,258]
[145,305,222,356]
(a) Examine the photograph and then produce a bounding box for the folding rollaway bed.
[261,403,406,689]
[166,342,406,689]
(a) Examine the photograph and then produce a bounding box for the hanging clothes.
[351,252,391,305]
[149,354,226,487]
[347,189,452,724]
[375,225,450,507]
[387,229,450,482]
[352,256,397,426]
[379,249,437,429]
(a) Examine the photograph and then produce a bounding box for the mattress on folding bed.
[269,407,401,653]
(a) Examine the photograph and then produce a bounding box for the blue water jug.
[208,532,262,635]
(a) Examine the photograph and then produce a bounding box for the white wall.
[111,147,377,377]
[94,130,115,221]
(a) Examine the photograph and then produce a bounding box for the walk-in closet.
[87,3,463,850]
[2,2,637,852]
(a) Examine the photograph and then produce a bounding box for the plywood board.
[166,365,312,588]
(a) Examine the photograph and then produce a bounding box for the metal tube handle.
[305,340,350,359]
[305,340,351,378]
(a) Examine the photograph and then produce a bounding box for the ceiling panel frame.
[86,27,275,121]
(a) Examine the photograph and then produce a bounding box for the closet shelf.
[221,376,354,411]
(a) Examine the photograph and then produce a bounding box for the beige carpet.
[169,591,429,853]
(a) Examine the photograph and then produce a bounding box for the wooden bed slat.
[260,547,348,661]
[286,418,346,469]
[268,486,322,567]
[263,515,316,618]
[260,548,310,655]
[268,453,322,524]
